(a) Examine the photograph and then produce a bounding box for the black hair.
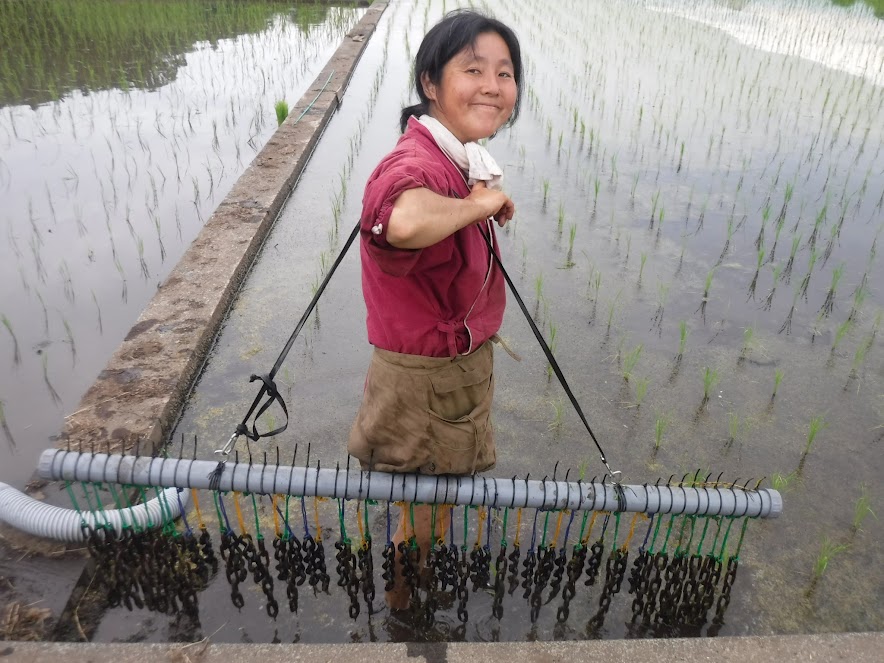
[399,9,523,134]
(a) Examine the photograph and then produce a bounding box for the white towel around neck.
[418,115,504,191]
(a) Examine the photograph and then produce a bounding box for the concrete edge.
[54,1,388,457]
[1,632,882,662]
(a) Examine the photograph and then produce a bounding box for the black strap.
[234,221,361,441]
[476,224,616,477]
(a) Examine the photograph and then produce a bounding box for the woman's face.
[421,31,517,144]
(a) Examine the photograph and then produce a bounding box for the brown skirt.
[348,341,496,475]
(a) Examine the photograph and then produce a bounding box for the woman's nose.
[480,72,500,95]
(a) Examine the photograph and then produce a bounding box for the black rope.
[234,221,361,442]
[476,225,619,481]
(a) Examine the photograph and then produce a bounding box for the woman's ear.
[420,72,437,102]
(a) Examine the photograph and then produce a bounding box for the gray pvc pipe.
[0,481,189,543]
[38,449,782,518]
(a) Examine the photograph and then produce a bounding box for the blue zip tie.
[640,513,656,552]
[176,490,193,536]
[301,496,310,537]
[485,507,494,550]
[385,499,392,544]
[529,509,539,551]
[563,509,576,548]
[274,504,296,539]
[217,492,233,532]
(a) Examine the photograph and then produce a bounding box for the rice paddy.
[0,0,367,485]
[1,0,882,646]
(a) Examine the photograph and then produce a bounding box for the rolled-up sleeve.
[360,149,444,277]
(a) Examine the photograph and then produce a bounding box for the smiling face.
[421,31,518,144]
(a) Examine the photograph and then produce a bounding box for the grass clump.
[275,100,289,126]
[852,483,876,532]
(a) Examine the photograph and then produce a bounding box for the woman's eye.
[467,68,481,74]
[499,72,513,78]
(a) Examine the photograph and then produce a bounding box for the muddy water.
[0,1,366,490]
[93,0,881,643]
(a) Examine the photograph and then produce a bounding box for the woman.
[348,9,522,610]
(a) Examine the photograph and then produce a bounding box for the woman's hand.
[387,184,515,249]
[467,181,515,227]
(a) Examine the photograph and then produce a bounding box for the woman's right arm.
[386,182,514,249]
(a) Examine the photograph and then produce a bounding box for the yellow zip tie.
[551,509,567,549]
[620,512,646,551]
[514,508,524,547]
[475,507,485,547]
[191,489,206,529]
[582,511,601,545]
[313,497,322,542]
[271,495,281,538]
[232,491,248,535]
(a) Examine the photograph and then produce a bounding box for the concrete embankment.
[2,632,882,661]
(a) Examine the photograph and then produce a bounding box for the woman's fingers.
[468,182,514,225]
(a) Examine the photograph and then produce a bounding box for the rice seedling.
[637,252,647,285]
[831,318,853,353]
[770,470,796,493]
[806,200,828,252]
[630,377,649,408]
[649,189,660,228]
[771,368,784,401]
[547,398,565,433]
[726,411,742,445]
[739,326,756,361]
[534,272,544,320]
[803,415,828,455]
[851,483,875,532]
[847,277,868,322]
[564,223,576,268]
[593,177,600,210]
[0,400,15,451]
[701,367,720,408]
[818,263,845,317]
[676,320,689,360]
[557,202,565,235]
[542,178,550,205]
[755,203,771,251]
[761,262,783,311]
[546,322,558,382]
[1,314,21,365]
[797,247,818,300]
[41,351,61,405]
[810,537,847,583]
[622,344,643,382]
[849,334,873,380]
[62,317,76,366]
[696,268,716,323]
[650,283,669,333]
[781,233,801,284]
[747,248,765,300]
[716,216,735,266]
[653,413,669,450]
[606,295,620,334]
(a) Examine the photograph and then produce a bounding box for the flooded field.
[0,0,367,488]
[5,0,884,646]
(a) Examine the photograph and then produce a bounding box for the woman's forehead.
[451,34,513,66]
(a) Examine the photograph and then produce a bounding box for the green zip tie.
[64,481,87,527]
[409,503,417,550]
[337,499,350,545]
[363,499,371,542]
[610,512,622,552]
[155,487,176,536]
[461,504,469,551]
[540,510,551,548]
[282,495,291,541]
[501,507,510,547]
[695,516,711,556]
[708,516,724,555]
[139,488,155,529]
[212,491,226,532]
[84,483,109,530]
[716,517,737,562]
[120,485,142,533]
[430,504,437,544]
[575,511,589,551]
[682,515,698,557]
[673,514,689,557]
[733,517,751,560]
[660,514,677,554]
[251,493,262,540]
[648,511,664,553]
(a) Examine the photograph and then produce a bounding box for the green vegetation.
[0,0,337,107]
[852,483,875,531]
[275,100,289,126]
[804,415,828,454]
[811,536,848,581]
